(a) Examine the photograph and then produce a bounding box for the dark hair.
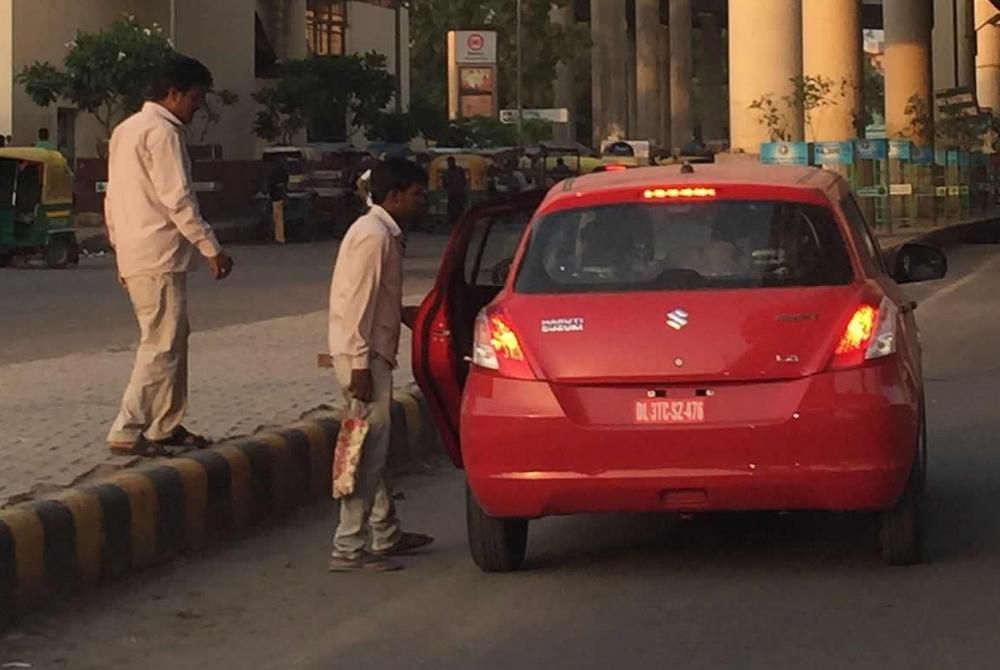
[151,55,214,101]
[38,128,50,140]
[371,158,427,205]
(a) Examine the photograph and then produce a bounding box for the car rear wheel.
[879,467,922,566]
[466,484,528,572]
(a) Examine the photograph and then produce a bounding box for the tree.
[368,112,420,144]
[749,75,848,142]
[862,56,885,131]
[17,15,173,142]
[253,54,395,145]
[195,89,240,144]
[439,116,518,148]
[408,0,588,139]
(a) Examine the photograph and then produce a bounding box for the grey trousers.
[108,273,189,444]
[332,355,402,558]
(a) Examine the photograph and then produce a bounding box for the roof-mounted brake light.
[643,187,717,199]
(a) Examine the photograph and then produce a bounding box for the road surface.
[4,243,1000,669]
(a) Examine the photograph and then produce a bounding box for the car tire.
[879,468,922,566]
[45,236,76,269]
[466,484,528,573]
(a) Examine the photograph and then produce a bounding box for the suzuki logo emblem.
[667,309,689,330]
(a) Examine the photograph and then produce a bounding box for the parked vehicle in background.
[412,164,948,572]
[0,148,79,268]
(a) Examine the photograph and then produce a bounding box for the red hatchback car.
[412,164,947,572]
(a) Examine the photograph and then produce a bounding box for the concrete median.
[0,389,436,626]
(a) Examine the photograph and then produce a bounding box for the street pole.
[395,1,403,114]
[516,0,524,146]
[169,0,176,46]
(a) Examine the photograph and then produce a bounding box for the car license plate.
[634,399,706,424]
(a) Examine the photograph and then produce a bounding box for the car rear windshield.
[514,200,855,294]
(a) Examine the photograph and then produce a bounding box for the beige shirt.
[328,206,405,370]
[105,102,221,278]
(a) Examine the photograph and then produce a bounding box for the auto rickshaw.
[427,153,493,221]
[0,148,79,268]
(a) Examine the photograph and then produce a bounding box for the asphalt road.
[0,237,444,365]
[4,243,1000,669]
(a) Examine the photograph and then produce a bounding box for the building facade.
[0,0,409,161]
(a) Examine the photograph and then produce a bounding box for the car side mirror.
[892,243,947,284]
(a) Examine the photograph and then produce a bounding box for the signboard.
[889,183,913,196]
[888,140,912,161]
[913,146,935,166]
[499,108,570,124]
[813,141,854,166]
[600,139,651,159]
[854,139,888,161]
[948,186,961,196]
[935,186,949,197]
[454,30,497,64]
[856,185,888,198]
[448,30,499,120]
[760,142,810,166]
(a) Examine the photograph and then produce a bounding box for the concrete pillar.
[635,0,661,143]
[884,0,934,142]
[174,0,257,158]
[659,24,671,147]
[551,3,576,143]
[698,12,725,143]
[0,0,12,138]
[591,0,628,145]
[976,0,1000,114]
[802,0,862,141]
[934,0,977,91]
[728,0,803,152]
[669,0,693,149]
[286,0,308,61]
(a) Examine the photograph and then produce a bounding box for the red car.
[412,164,947,572]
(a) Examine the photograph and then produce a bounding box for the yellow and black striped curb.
[0,390,435,625]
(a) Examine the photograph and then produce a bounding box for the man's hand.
[349,368,374,403]
[402,305,420,330]
[207,253,234,280]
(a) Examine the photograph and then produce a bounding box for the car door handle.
[432,328,451,337]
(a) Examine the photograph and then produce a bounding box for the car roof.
[543,162,844,207]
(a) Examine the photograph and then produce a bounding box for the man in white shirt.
[327,159,433,572]
[106,55,234,458]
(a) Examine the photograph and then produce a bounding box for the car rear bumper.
[461,363,919,518]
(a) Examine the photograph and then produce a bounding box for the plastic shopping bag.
[332,399,369,499]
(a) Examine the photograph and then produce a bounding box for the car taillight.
[829,297,898,370]
[471,308,535,379]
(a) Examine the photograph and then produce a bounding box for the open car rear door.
[412,191,545,466]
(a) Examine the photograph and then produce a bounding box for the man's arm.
[330,231,386,370]
[146,125,223,259]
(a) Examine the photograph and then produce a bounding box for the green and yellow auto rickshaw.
[0,148,79,268]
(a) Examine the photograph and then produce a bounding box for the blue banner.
[813,141,855,166]
[888,140,912,161]
[854,139,888,160]
[912,146,935,166]
[760,142,811,166]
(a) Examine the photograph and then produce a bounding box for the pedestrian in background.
[261,156,289,243]
[35,128,55,150]
[327,158,434,572]
[441,156,468,227]
[105,55,234,458]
